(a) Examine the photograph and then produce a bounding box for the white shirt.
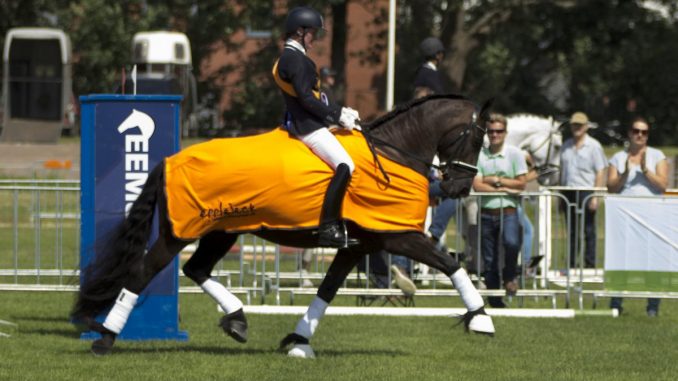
[285,39,305,55]
[609,147,666,196]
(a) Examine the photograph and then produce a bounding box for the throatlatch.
[318,163,359,248]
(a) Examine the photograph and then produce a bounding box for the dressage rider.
[273,6,361,248]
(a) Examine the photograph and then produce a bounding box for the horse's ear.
[555,120,568,131]
[478,98,494,119]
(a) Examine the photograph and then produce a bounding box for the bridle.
[526,123,564,178]
[360,111,484,184]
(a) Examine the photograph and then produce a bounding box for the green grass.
[1,292,677,381]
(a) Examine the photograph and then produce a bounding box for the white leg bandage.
[451,268,484,311]
[200,278,243,314]
[103,288,139,334]
[294,296,328,339]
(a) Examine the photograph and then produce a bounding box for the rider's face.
[303,28,318,50]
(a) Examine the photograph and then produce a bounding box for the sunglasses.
[487,129,506,135]
[630,128,649,136]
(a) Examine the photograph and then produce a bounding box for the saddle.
[164,128,429,239]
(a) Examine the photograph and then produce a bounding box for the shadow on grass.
[11,315,68,323]
[66,345,274,356]
[65,345,408,357]
[312,348,408,357]
[19,327,81,339]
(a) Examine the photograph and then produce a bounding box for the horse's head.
[506,114,563,186]
[364,95,486,198]
[436,98,488,198]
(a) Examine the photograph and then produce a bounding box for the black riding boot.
[317,163,359,248]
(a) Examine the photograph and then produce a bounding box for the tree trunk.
[330,1,347,103]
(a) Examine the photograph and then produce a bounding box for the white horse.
[505,114,563,186]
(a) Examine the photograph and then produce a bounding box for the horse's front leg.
[383,232,495,336]
[280,247,363,358]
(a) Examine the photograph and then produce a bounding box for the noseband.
[437,112,484,181]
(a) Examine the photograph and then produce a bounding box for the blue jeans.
[517,206,534,265]
[480,211,522,307]
[428,180,458,240]
[391,253,411,273]
[610,297,660,314]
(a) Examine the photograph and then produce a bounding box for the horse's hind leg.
[182,231,247,343]
[91,228,189,355]
[281,247,363,358]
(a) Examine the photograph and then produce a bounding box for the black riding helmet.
[285,6,324,36]
[420,37,445,59]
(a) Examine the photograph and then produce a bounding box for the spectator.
[559,112,607,268]
[607,117,668,317]
[319,67,340,106]
[519,152,540,274]
[473,113,527,307]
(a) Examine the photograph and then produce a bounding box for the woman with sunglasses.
[607,117,668,195]
[607,116,668,317]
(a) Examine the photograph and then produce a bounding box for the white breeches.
[299,128,355,173]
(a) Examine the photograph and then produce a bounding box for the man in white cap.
[559,112,607,268]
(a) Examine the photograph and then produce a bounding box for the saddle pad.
[164,127,429,239]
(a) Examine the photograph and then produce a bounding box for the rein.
[359,114,482,184]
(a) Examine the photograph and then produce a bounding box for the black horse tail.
[71,162,164,320]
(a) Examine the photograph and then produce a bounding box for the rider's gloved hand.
[339,107,361,131]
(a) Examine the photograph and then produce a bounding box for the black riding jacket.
[413,63,445,95]
[274,43,342,136]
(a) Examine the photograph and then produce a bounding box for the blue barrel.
[79,94,187,341]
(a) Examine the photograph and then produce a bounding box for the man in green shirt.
[473,113,528,308]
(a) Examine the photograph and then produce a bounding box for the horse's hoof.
[288,344,316,359]
[469,313,495,337]
[91,333,116,356]
[458,307,495,337]
[220,309,248,343]
[279,332,309,351]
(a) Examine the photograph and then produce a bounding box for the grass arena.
[1,292,678,381]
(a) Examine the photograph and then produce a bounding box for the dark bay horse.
[72,94,494,356]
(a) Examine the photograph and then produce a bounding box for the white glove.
[339,107,361,131]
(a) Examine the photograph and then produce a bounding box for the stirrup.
[317,222,359,248]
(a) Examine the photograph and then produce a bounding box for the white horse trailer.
[1,28,73,143]
[131,31,197,137]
